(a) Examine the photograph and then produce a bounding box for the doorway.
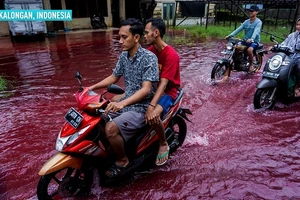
[50,0,65,30]
[111,0,120,27]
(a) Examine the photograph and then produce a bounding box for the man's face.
[119,25,138,51]
[144,22,157,45]
[296,21,300,32]
[248,10,258,18]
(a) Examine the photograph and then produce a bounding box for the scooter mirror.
[270,35,275,42]
[107,84,125,94]
[75,71,82,80]
[75,71,83,92]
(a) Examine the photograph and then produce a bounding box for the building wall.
[59,0,113,30]
[154,1,215,26]
[0,0,114,37]
[0,22,10,37]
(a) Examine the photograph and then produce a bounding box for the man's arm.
[281,33,293,46]
[149,48,179,108]
[90,54,123,91]
[105,81,153,113]
[228,23,244,38]
[89,74,119,91]
[149,78,168,106]
[121,81,153,107]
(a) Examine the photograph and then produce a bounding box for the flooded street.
[0,29,300,199]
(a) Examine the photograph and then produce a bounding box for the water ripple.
[0,31,300,199]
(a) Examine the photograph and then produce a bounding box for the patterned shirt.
[113,45,159,113]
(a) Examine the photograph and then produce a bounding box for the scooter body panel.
[256,78,278,89]
[37,74,192,197]
[38,153,83,175]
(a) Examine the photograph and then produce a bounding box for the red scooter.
[36,71,192,199]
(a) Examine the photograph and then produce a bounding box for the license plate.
[64,107,83,129]
[262,71,279,79]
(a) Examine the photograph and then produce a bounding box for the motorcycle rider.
[88,18,159,177]
[278,18,300,97]
[144,18,181,166]
[226,5,262,73]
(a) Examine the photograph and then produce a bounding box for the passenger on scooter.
[277,18,300,97]
[144,18,181,166]
[88,18,159,178]
[226,5,262,73]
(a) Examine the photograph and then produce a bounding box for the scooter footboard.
[38,152,83,176]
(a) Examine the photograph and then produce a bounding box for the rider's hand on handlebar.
[105,101,124,115]
[268,46,273,51]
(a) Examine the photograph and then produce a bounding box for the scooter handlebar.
[98,108,113,121]
[272,45,294,55]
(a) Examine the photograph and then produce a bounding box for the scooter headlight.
[55,125,90,151]
[226,43,233,50]
[268,55,282,71]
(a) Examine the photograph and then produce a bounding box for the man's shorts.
[157,94,174,117]
[241,41,259,50]
[103,111,146,142]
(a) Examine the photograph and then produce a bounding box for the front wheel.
[166,116,187,153]
[253,88,276,109]
[37,168,92,199]
[211,63,231,84]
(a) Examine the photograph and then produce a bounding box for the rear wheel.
[211,63,230,84]
[37,168,92,199]
[166,116,187,153]
[253,88,276,109]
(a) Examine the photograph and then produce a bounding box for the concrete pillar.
[120,0,126,21]
[43,0,53,31]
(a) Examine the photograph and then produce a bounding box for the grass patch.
[0,75,14,98]
[0,76,7,91]
[164,35,195,46]
[173,24,291,44]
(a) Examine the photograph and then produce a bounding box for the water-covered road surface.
[0,29,300,199]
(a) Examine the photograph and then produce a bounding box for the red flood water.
[0,29,300,199]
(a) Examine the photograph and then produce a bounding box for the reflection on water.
[0,29,300,199]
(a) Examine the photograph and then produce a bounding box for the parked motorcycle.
[90,13,107,29]
[253,35,298,109]
[211,37,267,84]
[36,71,192,199]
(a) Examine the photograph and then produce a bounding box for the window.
[65,0,108,18]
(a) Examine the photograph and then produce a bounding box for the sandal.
[155,146,170,166]
[105,163,129,178]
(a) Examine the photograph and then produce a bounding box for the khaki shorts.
[103,111,146,142]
